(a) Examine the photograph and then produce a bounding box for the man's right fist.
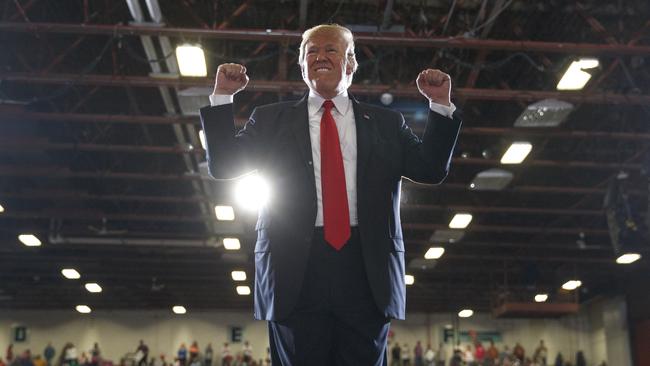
[213,63,249,96]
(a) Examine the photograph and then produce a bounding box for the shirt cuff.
[429,101,456,118]
[209,94,234,106]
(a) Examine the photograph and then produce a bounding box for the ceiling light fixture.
[556,58,599,90]
[176,44,207,77]
[500,142,532,164]
[449,213,472,229]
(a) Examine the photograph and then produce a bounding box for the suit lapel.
[289,94,316,187]
[351,94,373,184]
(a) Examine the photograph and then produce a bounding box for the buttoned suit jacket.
[200,93,461,321]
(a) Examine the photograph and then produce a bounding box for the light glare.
[85,283,102,293]
[214,205,235,221]
[75,305,91,314]
[19,234,41,247]
[424,247,445,259]
[235,173,270,211]
[0,204,4,213]
[61,269,81,279]
[449,213,473,229]
[223,238,241,250]
[236,286,251,295]
[176,44,207,77]
[501,142,533,164]
[535,294,549,303]
[616,253,641,264]
[557,59,599,90]
[231,271,247,281]
[405,275,415,285]
[172,306,187,314]
[562,280,582,291]
[458,309,474,318]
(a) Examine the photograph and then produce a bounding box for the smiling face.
[300,27,356,99]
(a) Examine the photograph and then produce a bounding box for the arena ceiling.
[0,0,649,314]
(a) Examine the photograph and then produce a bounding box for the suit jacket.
[200,93,462,321]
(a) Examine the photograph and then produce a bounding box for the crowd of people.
[1,341,268,366]
[388,339,602,366]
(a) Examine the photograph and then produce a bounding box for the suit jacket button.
[308,161,313,165]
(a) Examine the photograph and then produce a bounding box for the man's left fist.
[416,69,451,106]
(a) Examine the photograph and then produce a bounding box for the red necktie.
[320,100,350,250]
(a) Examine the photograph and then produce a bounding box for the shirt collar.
[308,89,350,116]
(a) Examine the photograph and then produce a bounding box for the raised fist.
[213,63,249,96]
[416,69,451,106]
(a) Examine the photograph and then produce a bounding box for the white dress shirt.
[209,92,456,227]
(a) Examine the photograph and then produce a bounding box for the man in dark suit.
[200,24,461,365]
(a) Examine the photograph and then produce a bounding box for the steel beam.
[3,22,650,55]
[3,72,650,104]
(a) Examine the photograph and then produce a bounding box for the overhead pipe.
[2,22,650,55]
[3,72,650,105]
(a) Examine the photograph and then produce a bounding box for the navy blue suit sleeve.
[400,110,462,184]
[199,104,263,179]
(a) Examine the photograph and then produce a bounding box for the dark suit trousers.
[268,227,390,365]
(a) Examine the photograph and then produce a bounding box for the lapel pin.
[363,114,370,120]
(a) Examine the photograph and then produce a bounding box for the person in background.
[90,343,100,366]
[414,341,423,366]
[135,341,148,366]
[554,352,564,366]
[499,345,511,365]
[203,344,212,366]
[0,357,6,366]
[6,345,13,364]
[486,340,498,366]
[188,342,199,365]
[44,344,55,366]
[474,342,485,365]
[435,343,446,366]
[64,343,78,366]
[219,344,231,366]
[513,343,525,363]
[402,344,411,366]
[533,340,548,365]
[450,348,462,366]
[241,342,252,365]
[575,351,586,366]
[176,344,187,366]
[423,344,435,366]
[390,342,401,366]
[33,355,46,366]
[463,345,475,366]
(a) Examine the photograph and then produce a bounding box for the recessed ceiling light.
[500,142,532,164]
[231,271,247,281]
[557,58,599,90]
[236,286,251,295]
[223,238,241,250]
[18,234,41,247]
[0,204,5,213]
[424,247,445,259]
[214,205,235,221]
[405,275,415,285]
[449,213,472,229]
[85,283,102,293]
[616,253,641,264]
[172,305,187,314]
[458,309,474,318]
[75,305,91,314]
[176,44,207,77]
[534,294,548,303]
[61,269,81,279]
[562,280,582,291]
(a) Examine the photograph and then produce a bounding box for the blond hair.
[298,24,358,73]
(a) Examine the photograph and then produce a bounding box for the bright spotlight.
[405,275,415,285]
[535,294,548,302]
[562,280,582,291]
[458,309,474,318]
[75,305,92,314]
[19,234,41,247]
[424,247,445,259]
[616,253,641,264]
[176,44,207,77]
[235,173,270,211]
[172,305,187,314]
[231,271,247,281]
[557,58,599,90]
[236,286,251,295]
